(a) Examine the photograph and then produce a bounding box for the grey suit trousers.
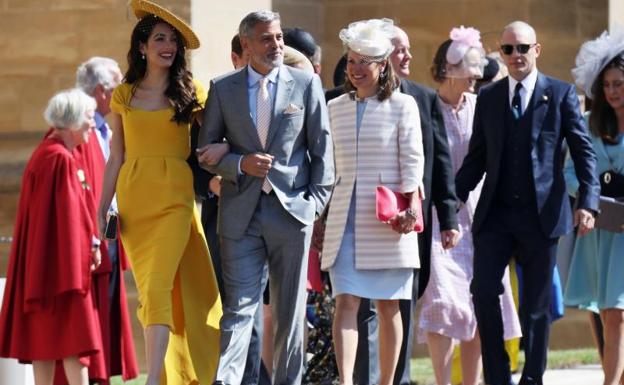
[216,192,312,385]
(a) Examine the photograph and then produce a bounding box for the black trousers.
[472,205,557,385]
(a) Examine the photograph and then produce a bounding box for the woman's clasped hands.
[390,209,418,234]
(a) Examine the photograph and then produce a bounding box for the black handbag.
[599,170,624,198]
[104,214,118,241]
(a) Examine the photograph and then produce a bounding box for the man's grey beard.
[263,53,283,69]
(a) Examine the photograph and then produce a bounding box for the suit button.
[514,194,520,199]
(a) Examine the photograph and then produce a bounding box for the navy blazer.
[455,73,600,238]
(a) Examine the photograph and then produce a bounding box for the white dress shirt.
[508,68,538,115]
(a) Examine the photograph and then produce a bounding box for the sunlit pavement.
[512,365,603,385]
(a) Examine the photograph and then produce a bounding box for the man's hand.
[197,142,230,167]
[440,229,461,249]
[241,153,274,177]
[574,208,595,236]
[311,217,326,252]
[91,248,102,271]
[209,175,222,197]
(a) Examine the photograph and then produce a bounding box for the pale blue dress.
[563,132,624,312]
[329,100,414,300]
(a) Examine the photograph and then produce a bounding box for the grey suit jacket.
[199,65,335,239]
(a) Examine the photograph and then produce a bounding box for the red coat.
[0,138,103,362]
[68,129,139,385]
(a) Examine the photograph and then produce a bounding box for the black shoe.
[518,376,541,385]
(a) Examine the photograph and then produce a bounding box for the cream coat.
[322,91,425,271]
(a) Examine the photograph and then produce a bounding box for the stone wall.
[275,0,608,89]
[2,0,144,135]
[0,0,610,136]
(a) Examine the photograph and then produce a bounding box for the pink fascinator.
[447,26,483,65]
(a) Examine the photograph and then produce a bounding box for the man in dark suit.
[455,21,599,385]
[346,26,460,385]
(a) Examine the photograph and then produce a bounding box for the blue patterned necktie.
[512,82,523,119]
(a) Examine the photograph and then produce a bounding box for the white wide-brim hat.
[339,18,395,60]
[572,26,624,99]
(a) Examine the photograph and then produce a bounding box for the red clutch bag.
[375,185,424,233]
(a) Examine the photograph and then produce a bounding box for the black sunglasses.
[500,43,537,55]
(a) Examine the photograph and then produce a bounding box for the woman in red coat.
[0,88,103,385]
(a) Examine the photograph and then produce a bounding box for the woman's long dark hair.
[125,15,199,124]
[589,54,624,144]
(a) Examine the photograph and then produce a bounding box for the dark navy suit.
[455,73,599,385]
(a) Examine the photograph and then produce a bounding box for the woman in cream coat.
[322,19,424,385]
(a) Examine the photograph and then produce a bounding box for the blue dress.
[329,100,414,300]
[563,132,624,312]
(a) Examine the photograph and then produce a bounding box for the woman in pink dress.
[418,27,522,385]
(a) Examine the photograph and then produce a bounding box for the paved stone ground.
[0,363,606,385]
[512,365,603,385]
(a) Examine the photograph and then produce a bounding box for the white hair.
[75,57,121,95]
[239,11,280,38]
[44,89,96,130]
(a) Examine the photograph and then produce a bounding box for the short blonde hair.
[283,45,314,73]
[43,88,96,130]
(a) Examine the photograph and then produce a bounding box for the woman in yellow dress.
[97,1,222,384]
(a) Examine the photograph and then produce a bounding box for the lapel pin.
[542,95,549,102]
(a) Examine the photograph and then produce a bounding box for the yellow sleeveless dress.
[110,80,221,385]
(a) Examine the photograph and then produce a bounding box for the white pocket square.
[283,103,303,114]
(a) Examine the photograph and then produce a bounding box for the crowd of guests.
[0,1,623,385]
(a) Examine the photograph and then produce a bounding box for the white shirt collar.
[508,67,538,95]
[247,64,280,87]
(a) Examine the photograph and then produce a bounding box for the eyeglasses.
[500,44,537,55]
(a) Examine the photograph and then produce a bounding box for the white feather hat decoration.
[339,18,395,60]
[572,26,624,99]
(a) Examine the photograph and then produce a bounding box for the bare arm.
[97,112,124,238]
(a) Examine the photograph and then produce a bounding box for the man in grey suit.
[198,11,334,385]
